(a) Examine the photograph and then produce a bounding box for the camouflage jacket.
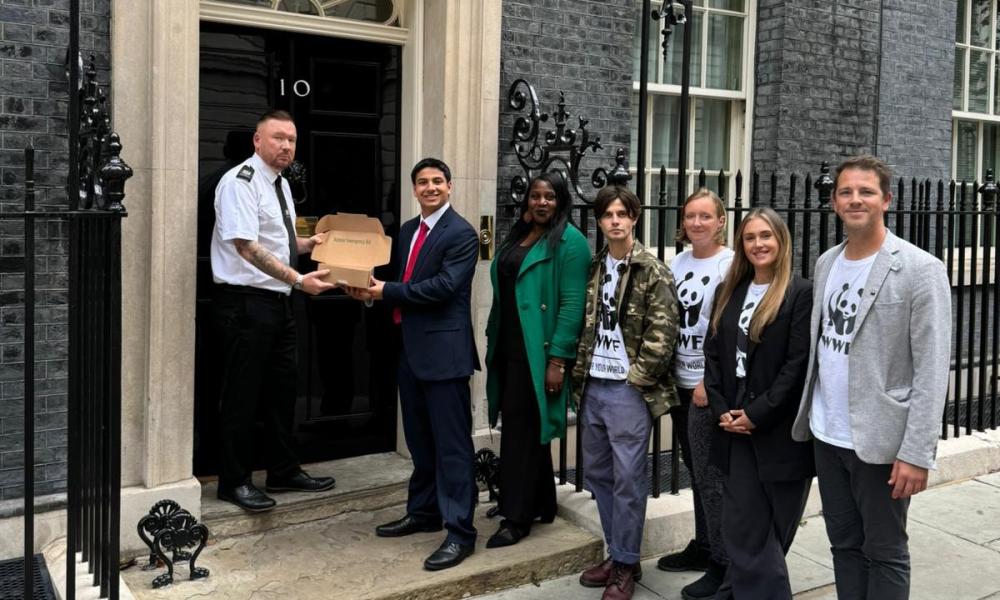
[571,241,680,418]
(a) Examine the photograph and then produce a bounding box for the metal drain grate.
[0,555,57,600]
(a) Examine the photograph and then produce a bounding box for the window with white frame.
[630,0,752,247]
[953,0,1000,183]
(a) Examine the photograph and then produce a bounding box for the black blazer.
[704,274,815,481]
[383,206,481,381]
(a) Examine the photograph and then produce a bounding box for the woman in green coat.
[484,171,591,548]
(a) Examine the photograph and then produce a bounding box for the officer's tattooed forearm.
[234,239,295,283]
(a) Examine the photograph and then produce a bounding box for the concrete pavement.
[471,472,1000,600]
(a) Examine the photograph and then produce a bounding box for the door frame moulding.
[200,0,408,45]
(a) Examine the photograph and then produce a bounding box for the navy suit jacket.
[382,206,481,381]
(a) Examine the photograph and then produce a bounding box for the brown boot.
[580,557,642,588]
[601,561,638,600]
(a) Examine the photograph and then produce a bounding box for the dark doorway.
[194,22,402,477]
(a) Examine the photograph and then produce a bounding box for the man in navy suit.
[347,158,480,570]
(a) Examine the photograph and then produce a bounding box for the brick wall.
[752,0,954,181]
[496,0,636,241]
[876,0,954,180]
[0,0,110,501]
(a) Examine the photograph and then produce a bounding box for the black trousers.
[715,436,810,600]
[497,357,556,526]
[213,286,301,489]
[670,388,707,546]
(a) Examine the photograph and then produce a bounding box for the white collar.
[420,202,451,230]
[249,152,280,184]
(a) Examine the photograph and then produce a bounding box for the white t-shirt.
[735,283,769,379]
[589,254,630,380]
[810,252,877,449]
[670,248,734,388]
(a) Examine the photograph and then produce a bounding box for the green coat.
[485,225,591,444]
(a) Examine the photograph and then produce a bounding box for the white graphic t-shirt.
[589,254,630,380]
[670,248,734,388]
[810,252,876,449]
[735,283,769,379]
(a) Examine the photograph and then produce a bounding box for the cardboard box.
[310,213,392,288]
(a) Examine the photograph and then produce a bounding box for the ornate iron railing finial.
[508,79,630,204]
[814,161,835,206]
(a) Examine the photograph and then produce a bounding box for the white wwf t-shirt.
[670,248,734,388]
[735,283,769,379]
[810,252,876,449]
[589,254,630,380]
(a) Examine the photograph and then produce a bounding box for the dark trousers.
[398,354,478,546]
[716,437,810,600]
[213,287,301,489]
[497,357,556,526]
[671,388,706,546]
[673,386,728,564]
[814,440,910,600]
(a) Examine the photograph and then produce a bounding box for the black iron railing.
[2,9,131,595]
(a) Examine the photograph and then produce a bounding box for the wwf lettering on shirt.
[678,333,705,351]
[595,332,622,352]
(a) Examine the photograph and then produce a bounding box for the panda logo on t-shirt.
[735,298,758,377]
[827,282,862,336]
[677,272,712,328]
[599,272,619,331]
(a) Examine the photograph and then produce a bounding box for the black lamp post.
[636,0,693,216]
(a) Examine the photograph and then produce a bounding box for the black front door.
[194,22,402,477]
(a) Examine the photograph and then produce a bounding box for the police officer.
[210,109,336,512]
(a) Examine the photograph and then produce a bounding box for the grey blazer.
[791,232,951,469]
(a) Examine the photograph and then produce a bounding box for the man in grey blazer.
[792,155,951,600]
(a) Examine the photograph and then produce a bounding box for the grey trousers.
[814,440,911,600]
[581,378,652,564]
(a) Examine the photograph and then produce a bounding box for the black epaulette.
[236,165,254,182]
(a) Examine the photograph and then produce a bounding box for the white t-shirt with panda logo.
[670,248,734,388]
[735,283,769,379]
[589,254,630,380]
[809,252,877,449]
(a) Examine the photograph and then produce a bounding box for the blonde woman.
[703,207,814,599]
[657,189,733,600]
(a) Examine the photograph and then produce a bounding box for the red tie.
[393,221,430,324]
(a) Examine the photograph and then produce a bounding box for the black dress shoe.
[217,483,276,512]
[375,515,443,537]
[265,470,336,493]
[485,521,530,548]
[423,540,474,571]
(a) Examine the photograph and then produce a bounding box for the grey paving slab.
[906,519,1000,600]
[122,506,601,600]
[787,546,835,595]
[475,575,670,600]
[909,479,1000,545]
[976,471,1000,488]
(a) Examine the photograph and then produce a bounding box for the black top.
[496,240,535,362]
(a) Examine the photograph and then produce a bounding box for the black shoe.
[657,539,710,572]
[681,560,726,600]
[375,515,444,537]
[423,540,474,571]
[485,521,530,548]
[265,470,336,493]
[217,483,276,512]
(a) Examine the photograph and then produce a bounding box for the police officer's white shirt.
[211,152,297,293]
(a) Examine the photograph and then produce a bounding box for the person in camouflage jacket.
[572,185,679,600]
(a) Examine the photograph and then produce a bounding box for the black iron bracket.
[136,500,210,589]
[507,79,630,206]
